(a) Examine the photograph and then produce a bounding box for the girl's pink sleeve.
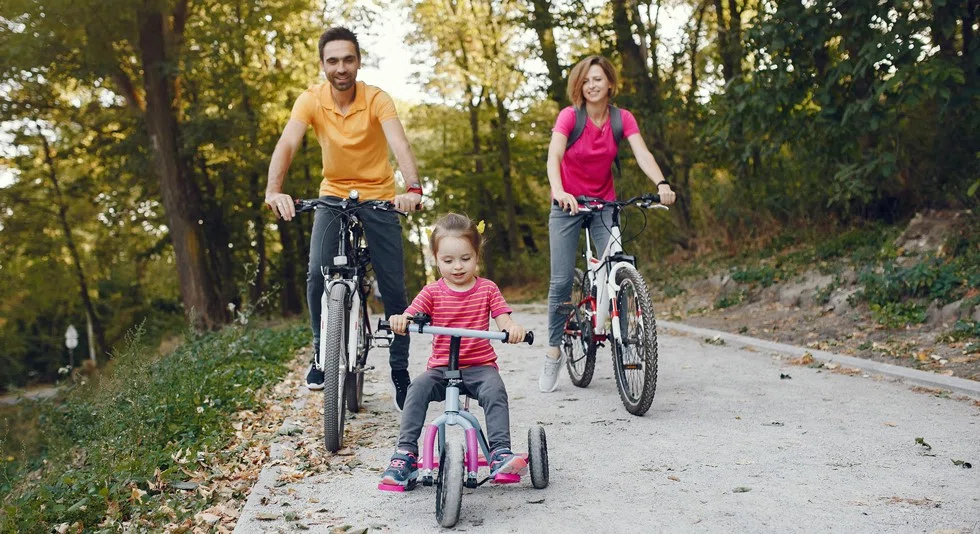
[621,109,640,138]
[486,281,513,318]
[405,286,434,315]
[552,106,577,136]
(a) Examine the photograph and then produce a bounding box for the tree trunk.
[611,0,658,113]
[277,220,303,315]
[529,0,567,108]
[40,136,109,362]
[492,95,520,254]
[139,4,226,329]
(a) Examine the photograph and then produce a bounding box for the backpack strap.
[610,106,623,177]
[566,106,588,149]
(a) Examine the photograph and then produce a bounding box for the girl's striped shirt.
[405,277,512,369]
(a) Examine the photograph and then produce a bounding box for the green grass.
[0,320,307,532]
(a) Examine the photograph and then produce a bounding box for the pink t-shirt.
[405,277,513,369]
[552,106,640,201]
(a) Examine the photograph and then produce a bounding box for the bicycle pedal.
[353,365,375,374]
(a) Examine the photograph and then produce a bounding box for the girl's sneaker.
[488,448,527,477]
[380,451,418,490]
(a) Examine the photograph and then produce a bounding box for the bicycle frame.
[579,201,662,340]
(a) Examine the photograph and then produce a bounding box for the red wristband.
[406,183,423,196]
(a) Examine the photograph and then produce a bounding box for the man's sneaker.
[489,448,527,477]
[391,369,411,412]
[538,353,564,393]
[306,362,325,391]
[380,451,418,489]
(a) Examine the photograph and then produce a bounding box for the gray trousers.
[308,198,410,371]
[547,204,613,348]
[397,365,511,455]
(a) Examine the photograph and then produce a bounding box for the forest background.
[1,0,977,390]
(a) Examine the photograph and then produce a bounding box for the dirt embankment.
[656,210,980,381]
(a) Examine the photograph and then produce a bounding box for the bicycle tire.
[323,283,349,452]
[346,309,369,413]
[435,441,464,527]
[528,426,549,489]
[563,268,597,387]
[610,265,659,416]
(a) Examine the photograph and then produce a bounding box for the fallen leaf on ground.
[733,487,751,493]
[668,475,680,482]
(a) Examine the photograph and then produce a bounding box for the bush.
[0,321,307,532]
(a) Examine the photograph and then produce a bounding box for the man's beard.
[329,75,355,91]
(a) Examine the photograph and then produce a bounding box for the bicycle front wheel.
[562,268,597,387]
[346,308,369,413]
[323,283,349,452]
[610,265,659,416]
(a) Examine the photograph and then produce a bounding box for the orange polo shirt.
[289,81,398,200]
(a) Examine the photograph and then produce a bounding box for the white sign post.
[65,324,79,369]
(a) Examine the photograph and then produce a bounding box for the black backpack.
[566,105,624,177]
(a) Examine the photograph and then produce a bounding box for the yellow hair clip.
[476,220,485,234]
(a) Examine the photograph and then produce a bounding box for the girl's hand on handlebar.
[505,324,527,344]
[656,183,676,206]
[265,192,296,221]
[388,313,410,335]
[553,191,579,215]
[394,193,422,213]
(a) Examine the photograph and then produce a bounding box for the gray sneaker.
[538,354,563,392]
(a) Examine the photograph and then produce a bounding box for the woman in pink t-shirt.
[539,55,677,393]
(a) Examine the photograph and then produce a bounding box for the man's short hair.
[319,27,360,62]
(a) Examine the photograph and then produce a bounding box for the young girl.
[380,213,528,490]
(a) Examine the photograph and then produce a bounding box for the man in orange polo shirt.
[265,27,422,411]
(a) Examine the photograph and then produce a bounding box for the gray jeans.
[547,204,613,348]
[397,365,511,455]
[308,198,410,371]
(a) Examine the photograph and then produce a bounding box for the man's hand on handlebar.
[265,192,296,221]
[388,313,411,335]
[393,192,422,213]
[553,190,579,215]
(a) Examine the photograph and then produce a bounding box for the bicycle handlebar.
[294,195,407,216]
[553,193,663,212]
[377,314,534,345]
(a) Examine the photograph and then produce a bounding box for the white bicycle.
[559,193,667,416]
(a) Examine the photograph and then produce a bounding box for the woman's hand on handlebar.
[388,313,411,335]
[656,183,676,206]
[553,190,579,215]
[265,192,296,221]
[393,192,422,213]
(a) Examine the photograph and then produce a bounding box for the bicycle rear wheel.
[563,268,597,387]
[323,283,349,452]
[610,265,658,416]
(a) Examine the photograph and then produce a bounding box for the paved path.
[235,305,980,533]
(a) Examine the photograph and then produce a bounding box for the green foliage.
[0,322,308,531]
[869,302,927,329]
[715,289,746,309]
[730,265,782,288]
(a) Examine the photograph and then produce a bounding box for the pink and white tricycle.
[377,313,549,527]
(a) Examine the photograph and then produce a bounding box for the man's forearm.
[394,146,420,185]
[266,143,295,195]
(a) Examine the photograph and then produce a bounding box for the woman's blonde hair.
[566,55,618,108]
